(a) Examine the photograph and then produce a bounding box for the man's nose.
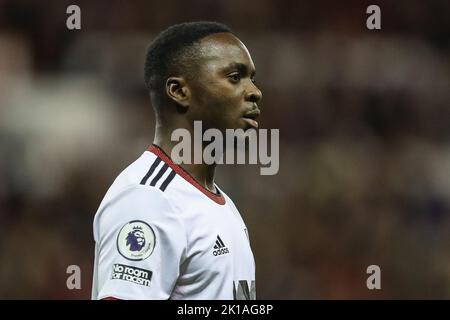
[245,83,262,103]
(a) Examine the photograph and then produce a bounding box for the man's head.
[145,21,262,132]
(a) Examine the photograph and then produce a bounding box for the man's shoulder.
[96,151,178,211]
[93,152,183,236]
[115,151,158,187]
[110,150,179,196]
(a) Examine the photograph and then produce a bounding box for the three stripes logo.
[140,157,176,191]
[213,235,230,256]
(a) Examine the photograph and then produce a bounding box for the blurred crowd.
[0,0,449,298]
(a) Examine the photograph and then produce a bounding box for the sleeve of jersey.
[95,185,186,300]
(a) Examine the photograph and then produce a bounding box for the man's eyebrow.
[226,62,256,76]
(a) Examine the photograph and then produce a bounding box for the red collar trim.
[148,145,226,205]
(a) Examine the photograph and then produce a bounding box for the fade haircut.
[144,21,232,108]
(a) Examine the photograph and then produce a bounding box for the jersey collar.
[148,144,226,205]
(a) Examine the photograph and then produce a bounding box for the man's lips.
[242,109,260,129]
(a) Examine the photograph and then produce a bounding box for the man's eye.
[228,73,241,83]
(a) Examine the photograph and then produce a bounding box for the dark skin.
[153,32,262,193]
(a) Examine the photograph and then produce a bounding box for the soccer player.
[91,21,262,300]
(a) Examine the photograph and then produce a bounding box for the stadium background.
[0,0,449,299]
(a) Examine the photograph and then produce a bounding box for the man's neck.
[153,125,218,194]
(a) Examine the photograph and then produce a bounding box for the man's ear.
[166,77,190,109]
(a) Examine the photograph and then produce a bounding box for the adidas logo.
[213,235,230,256]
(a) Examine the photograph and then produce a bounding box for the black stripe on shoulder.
[140,157,162,185]
[150,163,169,187]
[159,170,176,192]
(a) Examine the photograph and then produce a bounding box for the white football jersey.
[91,145,255,300]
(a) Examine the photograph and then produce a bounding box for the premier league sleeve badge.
[116,220,156,261]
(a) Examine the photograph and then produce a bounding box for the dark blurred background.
[0,0,449,299]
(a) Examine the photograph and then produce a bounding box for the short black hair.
[144,21,232,108]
